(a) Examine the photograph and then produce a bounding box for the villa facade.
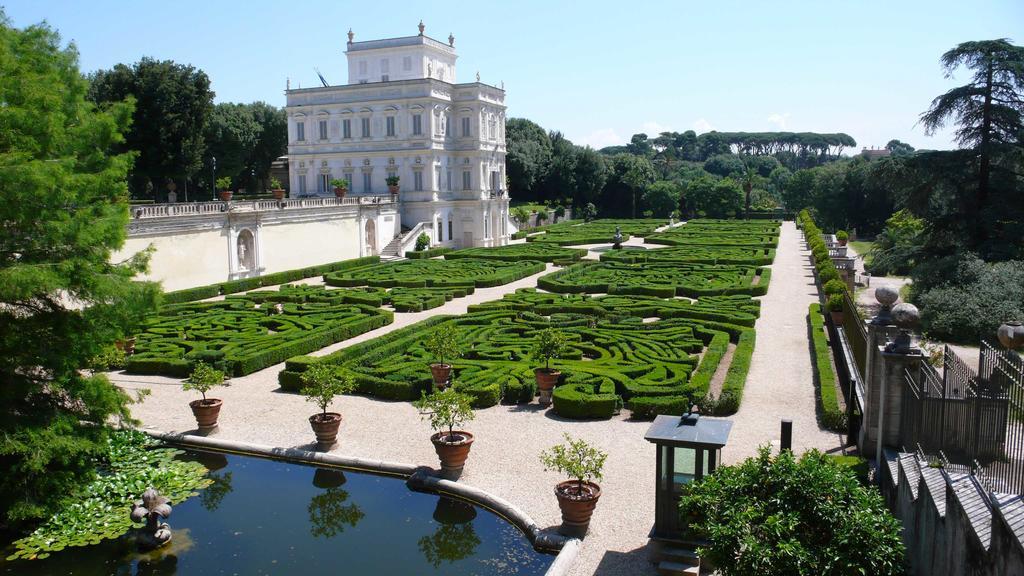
[284,23,511,250]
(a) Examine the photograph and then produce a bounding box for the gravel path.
[723,221,846,462]
[116,220,842,575]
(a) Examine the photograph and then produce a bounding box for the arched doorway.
[236,229,255,271]
[365,219,377,255]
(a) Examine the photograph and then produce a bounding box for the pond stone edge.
[142,429,580,576]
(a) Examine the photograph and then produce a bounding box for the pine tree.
[0,12,159,529]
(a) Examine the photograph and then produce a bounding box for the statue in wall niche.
[237,241,248,269]
[427,62,432,78]
[131,487,173,549]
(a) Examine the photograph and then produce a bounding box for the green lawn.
[848,240,874,265]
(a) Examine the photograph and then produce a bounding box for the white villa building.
[284,22,511,252]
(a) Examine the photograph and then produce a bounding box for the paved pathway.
[723,221,846,462]
[116,221,843,576]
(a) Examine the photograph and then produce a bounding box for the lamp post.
[251,168,256,194]
[211,156,217,199]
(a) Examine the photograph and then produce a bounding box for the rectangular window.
[446,170,452,191]
[296,122,305,141]
[448,219,453,242]
[342,119,351,139]
[298,174,307,194]
[461,117,470,137]
[381,74,389,82]
[403,56,412,71]
[462,170,471,191]
[318,173,329,194]
[362,172,371,193]
[319,120,328,141]
[436,167,442,190]
[412,114,422,136]
[386,116,395,137]
[445,116,451,136]
[380,59,389,73]
[359,60,367,75]
[343,173,353,189]
[361,118,370,138]
[414,171,423,191]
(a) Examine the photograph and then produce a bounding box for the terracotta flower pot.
[189,398,223,430]
[430,363,452,388]
[838,238,848,246]
[554,480,601,537]
[431,430,474,480]
[219,190,233,202]
[535,368,561,406]
[272,189,286,200]
[334,187,347,198]
[309,412,342,449]
[115,337,136,355]
[388,184,400,195]
[830,310,844,326]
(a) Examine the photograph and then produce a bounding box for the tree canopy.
[0,12,159,528]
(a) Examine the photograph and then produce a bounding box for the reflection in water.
[308,489,364,538]
[124,527,195,576]
[312,468,347,489]
[182,451,229,473]
[199,472,232,512]
[419,497,481,568]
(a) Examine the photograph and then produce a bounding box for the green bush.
[823,279,846,296]
[446,243,586,263]
[406,247,452,259]
[679,447,904,575]
[809,303,845,431]
[415,232,431,251]
[324,258,545,290]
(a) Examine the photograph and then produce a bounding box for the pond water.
[1,449,554,575]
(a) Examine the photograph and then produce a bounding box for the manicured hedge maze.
[245,283,472,313]
[125,287,393,377]
[524,219,667,246]
[444,243,587,263]
[323,258,545,289]
[538,261,771,298]
[600,245,776,266]
[645,219,780,248]
[279,288,756,420]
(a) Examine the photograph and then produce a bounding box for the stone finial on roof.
[347,28,354,44]
[449,33,455,47]
[476,71,480,82]
[418,20,425,36]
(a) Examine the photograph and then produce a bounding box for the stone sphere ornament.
[871,286,900,325]
[886,303,921,355]
[997,320,1024,351]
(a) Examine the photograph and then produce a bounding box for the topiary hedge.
[809,303,846,431]
[445,243,586,263]
[406,246,453,259]
[324,258,545,290]
[538,260,771,298]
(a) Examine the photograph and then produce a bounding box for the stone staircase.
[652,544,701,575]
[380,234,406,258]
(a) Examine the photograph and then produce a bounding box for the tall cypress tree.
[0,12,158,529]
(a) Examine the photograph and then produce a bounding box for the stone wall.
[882,450,1024,576]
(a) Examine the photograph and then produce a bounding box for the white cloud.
[693,118,713,133]
[640,121,669,136]
[767,112,791,129]
[574,128,623,149]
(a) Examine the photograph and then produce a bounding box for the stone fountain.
[130,487,173,550]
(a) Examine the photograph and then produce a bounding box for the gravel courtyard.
[114,220,843,576]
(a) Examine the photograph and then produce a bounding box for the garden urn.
[431,430,474,480]
[334,186,347,198]
[189,398,223,430]
[309,412,343,449]
[535,368,561,406]
[430,363,452,389]
[272,188,286,200]
[998,321,1024,351]
[219,190,233,202]
[554,480,601,537]
[388,184,400,196]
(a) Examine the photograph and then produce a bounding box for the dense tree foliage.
[505,118,552,201]
[680,447,904,576]
[204,101,286,197]
[88,58,213,200]
[0,13,159,529]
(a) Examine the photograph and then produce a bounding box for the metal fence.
[841,291,868,377]
[902,342,1024,494]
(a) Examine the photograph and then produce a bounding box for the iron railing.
[902,342,1023,494]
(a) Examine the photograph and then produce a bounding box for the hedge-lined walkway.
[723,221,845,462]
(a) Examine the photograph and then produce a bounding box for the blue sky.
[5,0,1022,152]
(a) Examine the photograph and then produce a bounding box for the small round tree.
[415,232,431,251]
[540,433,607,498]
[183,361,226,403]
[679,447,904,576]
[424,324,461,387]
[532,328,568,372]
[415,389,476,479]
[301,364,356,419]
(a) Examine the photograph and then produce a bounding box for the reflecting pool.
[1,449,554,575]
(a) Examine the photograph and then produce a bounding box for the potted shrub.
[270,176,286,200]
[827,293,845,325]
[836,230,849,246]
[301,363,356,450]
[216,177,233,201]
[386,175,400,196]
[184,361,228,430]
[532,328,567,406]
[424,323,460,390]
[539,433,607,537]
[414,389,475,480]
[331,178,349,199]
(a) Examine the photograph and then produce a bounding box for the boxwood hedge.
[323,258,545,289]
[445,243,586,263]
[538,261,771,298]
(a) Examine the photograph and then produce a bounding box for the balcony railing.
[130,195,396,219]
